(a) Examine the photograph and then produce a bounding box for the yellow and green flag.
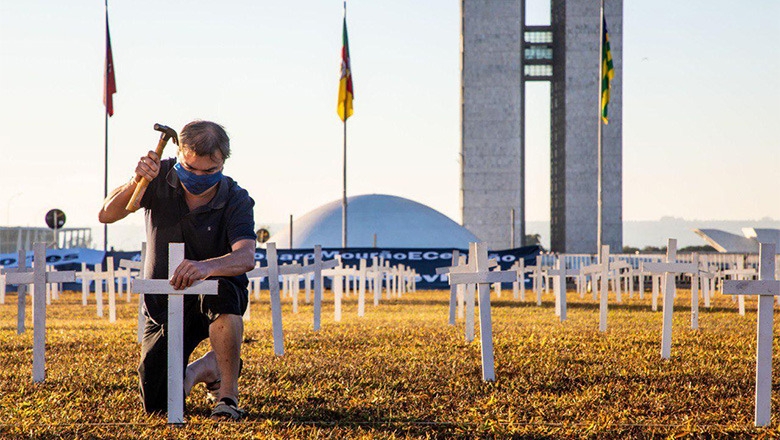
[337,14,354,122]
[601,16,614,124]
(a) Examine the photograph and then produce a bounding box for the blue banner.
[0,248,105,270]
[1,246,541,291]
[249,246,541,290]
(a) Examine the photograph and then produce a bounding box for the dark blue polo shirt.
[140,158,256,322]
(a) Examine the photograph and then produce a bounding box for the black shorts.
[138,277,247,413]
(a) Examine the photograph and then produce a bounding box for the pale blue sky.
[0,0,778,250]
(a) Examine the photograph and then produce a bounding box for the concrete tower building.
[461,0,623,253]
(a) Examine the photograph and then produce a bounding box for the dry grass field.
[1,286,779,438]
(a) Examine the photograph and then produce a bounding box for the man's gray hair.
[179,120,231,161]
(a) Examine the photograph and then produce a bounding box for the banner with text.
[1,246,542,291]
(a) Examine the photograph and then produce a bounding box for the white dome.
[269,194,480,248]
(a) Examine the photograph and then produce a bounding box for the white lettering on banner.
[441,252,452,260]
[409,252,422,260]
[323,250,339,259]
[0,248,105,268]
[424,252,439,260]
[341,253,354,259]
[393,253,406,260]
[280,254,293,261]
[502,255,515,262]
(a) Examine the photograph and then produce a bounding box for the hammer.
[125,123,179,212]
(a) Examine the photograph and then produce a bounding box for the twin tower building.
[460,0,623,253]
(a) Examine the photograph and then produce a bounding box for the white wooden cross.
[721,257,756,316]
[77,260,117,321]
[356,259,368,317]
[0,268,5,305]
[118,257,142,302]
[368,256,384,306]
[323,263,357,322]
[723,243,780,427]
[435,250,461,326]
[2,250,29,334]
[546,262,579,322]
[245,242,301,355]
[131,243,219,424]
[448,242,516,382]
[642,238,698,359]
[119,243,146,343]
[581,245,611,332]
[609,260,631,304]
[99,258,118,322]
[3,243,75,382]
[455,255,467,320]
[438,254,498,336]
[296,245,338,331]
[44,264,60,304]
[530,256,545,306]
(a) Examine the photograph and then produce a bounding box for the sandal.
[205,358,243,404]
[210,399,247,420]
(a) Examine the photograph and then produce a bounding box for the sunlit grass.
[0,286,778,438]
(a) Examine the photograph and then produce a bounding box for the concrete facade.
[461,0,622,253]
[550,0,622,253]
[460,0,524,251]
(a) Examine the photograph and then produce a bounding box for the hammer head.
[153,123,179,145]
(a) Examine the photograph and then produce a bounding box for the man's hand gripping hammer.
[125,123,179,212]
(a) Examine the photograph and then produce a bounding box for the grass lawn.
[0,286,778,438]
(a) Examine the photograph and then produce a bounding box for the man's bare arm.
[170,238,257,290]
[98,151,160,224]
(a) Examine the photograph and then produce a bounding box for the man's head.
[178,120,231,163]
[174,121,230,195]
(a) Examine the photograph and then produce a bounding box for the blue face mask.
[173,162,223,195]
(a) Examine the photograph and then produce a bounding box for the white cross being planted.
[2,243,75,383]
[131,243,219,425]
[448,242,516,382]
[723,242,780,427]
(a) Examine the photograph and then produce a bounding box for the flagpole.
[596,0,605,253]
[103,0,109,253]
[341,0,348,249]
[342,115,348,248]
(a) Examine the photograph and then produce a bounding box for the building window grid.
[524,31,552,44]
[524,65,553,77]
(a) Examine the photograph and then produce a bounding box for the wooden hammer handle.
[125,136,171,212]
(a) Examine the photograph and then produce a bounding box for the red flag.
[104,10,116,117]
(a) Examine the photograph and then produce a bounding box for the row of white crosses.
[247,251,413,324]
[1,243,76,382]
[76,256,143,323]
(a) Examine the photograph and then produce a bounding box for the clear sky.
[0,0,778,250]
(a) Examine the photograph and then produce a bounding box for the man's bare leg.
[208,313,243,405]
[184,351,219,397]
